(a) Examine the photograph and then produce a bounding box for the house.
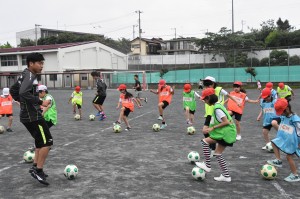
[130,37,165,56]
[158,38,199,55]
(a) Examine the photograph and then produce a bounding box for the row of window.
[0,55,27,66]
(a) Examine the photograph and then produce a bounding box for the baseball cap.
[183,84,191,92]
[2,88,9,95]
[274,98,288,115]
[201,88,215,100]
[204,76,216,82]
[233,81,242,86]
[75,86,81,92]
[118,84,127,90]
[38,85,47,91]
[159,79,166,86]
[266,82,273,89]
[278,82,284,89]
[261,88,271,99]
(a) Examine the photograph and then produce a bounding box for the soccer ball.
[187,126,196,135]
[74,114,81,120]
[113,124,122,133]
[23,150,35,163]
[187,151,200,163]
[152,124,160,132]
[64,164,79,180]
[192,167,206,180]
[260,164,277,180]
[89,114,95,121]
[0,126,4,134]
[266,142,274,153]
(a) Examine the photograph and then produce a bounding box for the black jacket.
[96,79,107,96]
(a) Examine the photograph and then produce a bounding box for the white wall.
[16,29,41,45]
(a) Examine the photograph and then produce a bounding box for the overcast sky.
[0,0,299,46]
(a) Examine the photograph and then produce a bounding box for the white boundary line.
[271,181,292,199]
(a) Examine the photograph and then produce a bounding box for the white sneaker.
[210,150,215,158]
[157,116,163,120]
[160,124,167,129]
[236,134,242,141]
[195,162,211,172]
[214,174,231,182]
[262,145,267,150]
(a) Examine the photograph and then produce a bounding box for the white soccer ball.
[192,166,206,180]
[261,164,277,180]
[89,114,95,121]
[113,124,122,133]
[64,164,79,180]
[74,114,81,120]
[266,142,274,153]
[187,151,200,163]
[187,126,196,135]
[152,123,160,132]
[23,150,35,163]
[0,126,5,134]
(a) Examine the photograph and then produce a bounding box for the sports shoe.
[6,128,14,132]
[144,97,148,103]
[99,115,107,121]
[187,121,193,125]
[96,112,101,116]
[29,166,48,178]
[236,134,242,141]
[31,170,49,185]
[113,121,121,125]
[160,124,167,129]
[284,173,300,182]
[267,159,283,168]
[195,162,211,172]
[214,174,231,182]
[125,127,132,131]
[262,145,267,150]
[157,116,163,120]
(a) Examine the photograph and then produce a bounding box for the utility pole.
[241,20,246,32]
[135,10,143,54]
[35,24,41,46]
[231,0,234,33]
[132,25,138,40]
[171,28,177,39]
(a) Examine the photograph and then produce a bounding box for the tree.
[245,67,257,81]
[270,50,288,66]
[19,39,35,47]
[246,57,260,67]
[0,42,12,48]
[159,68,169,78]
[260,57,270,66]
[276,18,291,31]
[289,55,300,65]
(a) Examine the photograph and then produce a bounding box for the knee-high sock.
[201,140,211,168]
[215,154,230,177]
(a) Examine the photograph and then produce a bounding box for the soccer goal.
[100,70,148,90]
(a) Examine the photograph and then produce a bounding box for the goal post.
[100,70,148,90]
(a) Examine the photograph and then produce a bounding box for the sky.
[0,0,299,47]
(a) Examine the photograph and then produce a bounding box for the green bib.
[183,90,196,111]
[43,94,57,125]
[72,91,83,106]
[204,86,223,117]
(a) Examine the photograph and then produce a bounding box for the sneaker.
[214,174,231,182]
[267,159,283,168]
[195,162,211,172]
[96,112,101,116]
[236,134,242,141]
[262,145,267,150]
[157,116,163,120]
[113,121,121,125]
[139,105,144,108]
[144,97,148,103]
[6,128,13,132]
[125,127,132,131]
[160,124,167,129]
[99,115,107,121]
[73,111,76,114]
[284,173,300,182]
[31,170,49,185]
[29,167,48,178]
[187,121,193,125]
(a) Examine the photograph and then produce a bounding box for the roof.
[131,37,165,44]
[0,41,95,53]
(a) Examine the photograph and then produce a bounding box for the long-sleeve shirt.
[96,79,107,96]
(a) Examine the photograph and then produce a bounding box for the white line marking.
[271,181,292,199]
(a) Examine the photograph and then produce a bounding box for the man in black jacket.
[91,71,107,120]
[20,53,52,186]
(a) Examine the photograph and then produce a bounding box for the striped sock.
[215,154,230,177]
[201,140,211,169]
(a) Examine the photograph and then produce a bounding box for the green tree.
[245,67,257,81]
[19,39,35,47]
[270,50,288,66]
[289,55,300,65]
[246,57,260,67]
[159,68,169,78]
[276,18,291,31]
[260,57,270,66]
[0,42,12,48]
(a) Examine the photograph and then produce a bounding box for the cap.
[2,88,9,95]
[183,84,191,92]
[201,88,215,100]
[75,86,81,92]
[159,79,166,86]
[233,81,242,86]
[261,88,271,99]
[274,98,288,115]
[204,76,216,82]
[266,82,273,89]
[278,82,284,89]
[38,85,47,91]
[118,84,127,90]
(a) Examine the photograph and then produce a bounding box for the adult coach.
[133,74,147,107]
[91,71,107,120]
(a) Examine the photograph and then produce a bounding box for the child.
[226,81,259,140]
[257,88,281,150]
[277,82,295,102]
[114,84,140,131]
[0,88,19,132]
[257,80,262,91]
[38,85,57,128]
[182,83,200,125]
[267,98,300,182]
[150,79,174,129]
[196,88,237,182]
[68,86,82,119]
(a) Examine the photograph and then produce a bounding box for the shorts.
[285,95,292,102]
[22,119,53,148]
[161,101,169,109]
[184,108,195,115]
[76,103,81,109]
[216,139,234,147]
[1,114,13,117]
[123,107,131,117]
[204,115,212,126]
[135,91,143,98]
[93,95,106,105]
[230,111,242,121]
[263,117,281,130]
[46,120,54,129]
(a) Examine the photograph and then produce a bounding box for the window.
[81,74,87,80]
[22,54,28,66]
[49,74,57,81]
[1,55,18,66]
[131,44,140,49]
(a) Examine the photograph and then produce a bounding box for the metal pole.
[35,24,41,46]
[136,10,143,55]
[232,0,234,33]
